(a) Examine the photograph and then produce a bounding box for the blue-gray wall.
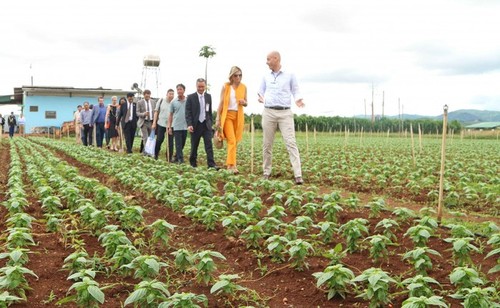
[24,95,116,133]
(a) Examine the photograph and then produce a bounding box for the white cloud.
[0,0,499,117]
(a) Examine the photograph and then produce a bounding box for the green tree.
[199,45,216,89]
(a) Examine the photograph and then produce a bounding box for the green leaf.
[145,258,160,273]
[209,251,226,260]
[11,250,23,263]
[150,281,170,296]
[333,243,343,253]
[316,272,334,287]
[87,285,105,304]
[488,264,500,274]
[124,288,147,306]
[485,248,500,259]
[449,270,466,283]
[368,273,382,286]
[426,296,449,307]
[268,242,279,251]
[453,239,467,251]
[210,280,229,294]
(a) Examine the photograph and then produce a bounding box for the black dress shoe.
[209,166,220,171]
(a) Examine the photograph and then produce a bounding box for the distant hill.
[355,109,500,124]
[436,109,500,124]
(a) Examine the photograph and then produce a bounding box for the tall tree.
[199,45,216,90]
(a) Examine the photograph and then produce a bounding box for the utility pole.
[371,83,375,123]
[364,99,367,119]
[398,98,401,134]
[382,91,385,118]
[401,103,404,134]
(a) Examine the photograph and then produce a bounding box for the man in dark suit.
[185,78,218,169]
[117,92,138,153]
[136,89,156,155]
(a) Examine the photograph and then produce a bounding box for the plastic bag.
[144,131,156,156]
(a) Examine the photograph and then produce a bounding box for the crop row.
[32,137,500,307]
[8,137,268,307]
[0,139,38,306]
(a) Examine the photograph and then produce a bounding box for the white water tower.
[140,55,161,97]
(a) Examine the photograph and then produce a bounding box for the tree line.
[243,114,462,134]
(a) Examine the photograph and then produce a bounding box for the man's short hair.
[127,93,135,98]
[77,105,82,108]
[176,84,186,90]
[167,89,175,93]
[143,89,151,95]
[196,78,206,83]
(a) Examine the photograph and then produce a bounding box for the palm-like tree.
[199,45,216,89]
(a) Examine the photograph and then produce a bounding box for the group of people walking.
[0,112,25,138]
[73,51,305,184]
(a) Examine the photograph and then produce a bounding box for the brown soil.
[1,139,498,308]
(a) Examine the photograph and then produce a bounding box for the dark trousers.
[105,128,110,146]
[155,125,174,161]
[95,122,106,148]
[122,121,136,153]
[174,130,187,163]
[189,121,216,168]
[82,124,93,146]
[8,126,15,138]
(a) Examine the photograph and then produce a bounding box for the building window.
[30,106,39,112]
[45,111,56,119]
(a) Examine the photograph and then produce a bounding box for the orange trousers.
[223,111,239,166]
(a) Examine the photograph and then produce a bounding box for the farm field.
[0,133,499,307]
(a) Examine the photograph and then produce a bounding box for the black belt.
[145,120,153,122]
[265,106,290,110]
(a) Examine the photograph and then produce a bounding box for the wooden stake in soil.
[93,125,96,147]
[305,122,309,156]
[250,115,254,174]
[119,123,125,153]
[410,123,416,167]
[418,124,422,153]
[343,125,348,149]
[165,126,170,161]
[437,105,448,224]
[359,126,363,147]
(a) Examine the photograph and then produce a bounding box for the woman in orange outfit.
[216,66,248,174]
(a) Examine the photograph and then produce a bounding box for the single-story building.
[465,122,500,130]
[4,86,134,134]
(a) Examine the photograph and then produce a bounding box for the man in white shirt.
[258,51,305,185]
[152,89,174,160]
[74,105,82,144]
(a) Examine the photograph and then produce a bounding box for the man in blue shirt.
[92,97,107,148]
[258,51,305,185]
[168,84,188,163]
[80,102,94,146]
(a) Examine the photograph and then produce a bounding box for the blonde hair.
[228,66,242,81]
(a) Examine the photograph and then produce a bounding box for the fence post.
[437,105,448,223]
[250,115,255,174]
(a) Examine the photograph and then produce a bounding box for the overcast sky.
[1,0,499,117]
